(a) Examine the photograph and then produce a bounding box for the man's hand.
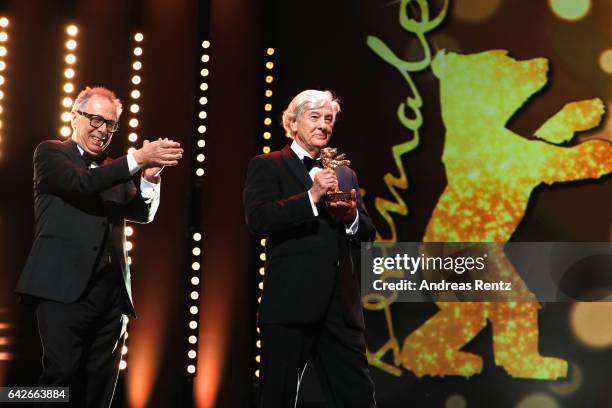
[309,168,338,203]
[139,139,178,183]
[326,189,357,224]
[133,138,183,169]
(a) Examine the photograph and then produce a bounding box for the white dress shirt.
[290,141,359,235]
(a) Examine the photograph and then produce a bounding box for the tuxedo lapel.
[281,145,312,190]
[64,139,125,202]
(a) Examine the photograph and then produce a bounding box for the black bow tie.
[303,156,322,172]
[82,151,107,167]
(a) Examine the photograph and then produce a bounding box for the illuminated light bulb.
[60,126,71,137]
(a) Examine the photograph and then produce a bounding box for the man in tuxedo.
[16,86,183,407]
[243,90,376,407]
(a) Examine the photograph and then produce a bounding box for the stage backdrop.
[263,1,612,407]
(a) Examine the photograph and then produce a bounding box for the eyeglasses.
[76,110,119,133]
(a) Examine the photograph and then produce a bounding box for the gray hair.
[282,90,341,139]
[72,86,123,117]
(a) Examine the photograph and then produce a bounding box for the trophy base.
[325,191,352,203]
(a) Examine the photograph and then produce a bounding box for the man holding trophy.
[243,89,376,407]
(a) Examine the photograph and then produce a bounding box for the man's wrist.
[309,188,322,204]
[132,149,144,166]
[126,152,142,176]
[143,174,160,184]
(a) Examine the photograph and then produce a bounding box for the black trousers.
[259,282,376,408]
[35,264,129,408]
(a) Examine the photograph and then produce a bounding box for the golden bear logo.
[400,50,612,379]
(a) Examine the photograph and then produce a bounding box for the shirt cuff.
[127,152,141,176]
[140,176,160,203]
[345,211,359,236]
[307,190,319,217]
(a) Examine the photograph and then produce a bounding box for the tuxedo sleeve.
[351,169,376,243]
[244,156,316,235]
[34,141,133,199]
[122,178,160,224]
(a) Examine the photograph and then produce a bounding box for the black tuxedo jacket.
[243,145,375,329]
[16,139,157,315]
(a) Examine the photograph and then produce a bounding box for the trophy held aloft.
[321,147,352,203]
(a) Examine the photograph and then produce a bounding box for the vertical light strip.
[0,308,12,361]
[59,24,78,139]
[187,231,203,375]
[127,32,144,154]
[194,40,210,180]
[120,32,145,373]
[261,47,275,154]
[187,39,210,376]
[254,46,275,380]
[0,17,8,159]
